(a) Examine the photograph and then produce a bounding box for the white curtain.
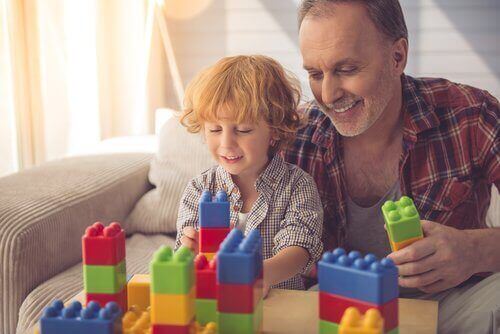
[0,0,177,176]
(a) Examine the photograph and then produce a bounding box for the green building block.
[83,260,126,294]
[387,327,399,334]
[382,196,423,243]
[319,320,339,334]
[150,245,194,294]
[218,301,263,334]
[196,298,217,325]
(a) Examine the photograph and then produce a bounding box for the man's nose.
[321,75,343,106]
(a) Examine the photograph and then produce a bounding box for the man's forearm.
[469,227,500,273]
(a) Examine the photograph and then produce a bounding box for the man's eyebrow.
[303,58,361,71]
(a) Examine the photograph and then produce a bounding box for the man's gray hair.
[298,0,408,42]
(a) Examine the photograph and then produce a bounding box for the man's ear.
[392,38,408,75]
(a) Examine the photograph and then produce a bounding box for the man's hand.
[180,226,199,253]
[387,220,478,294]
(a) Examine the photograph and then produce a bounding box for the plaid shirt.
[284,75,499,250]
[175,154,323,290]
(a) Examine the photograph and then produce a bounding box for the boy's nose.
[220,131,237,148]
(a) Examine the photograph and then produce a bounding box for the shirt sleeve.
[175,179,202,250]
[272,172,324,274]
[476,91,499,190]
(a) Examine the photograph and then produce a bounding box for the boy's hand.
[180,226,199,253]
[263,281,271,299]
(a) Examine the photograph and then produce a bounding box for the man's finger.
[420,220,439,237]
[398,268,440,288]
[387,237,436,265]
[397,252,436,276]
[419,279,449,294]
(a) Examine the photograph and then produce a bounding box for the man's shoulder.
[410,76,498,115]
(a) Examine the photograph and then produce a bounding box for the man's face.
[299,3,399,137]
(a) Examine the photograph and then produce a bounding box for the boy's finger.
[183,226,198,239]
[180,236,197,251]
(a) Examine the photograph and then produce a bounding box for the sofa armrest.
[0,153,152,333]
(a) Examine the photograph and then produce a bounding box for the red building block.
[151,323,193,334]
[86,286,127,312]
[82,222,126,265]
[319,291,398,331]
[217,278,263,314]
[195,254,217,299]
[199,227,230,253]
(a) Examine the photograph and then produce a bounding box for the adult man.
[284,0,500,332]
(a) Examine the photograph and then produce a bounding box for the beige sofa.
[0,127,498,333]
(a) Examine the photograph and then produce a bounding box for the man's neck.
[344,79,404,152]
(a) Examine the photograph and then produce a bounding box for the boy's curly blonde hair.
[180,55,303,154]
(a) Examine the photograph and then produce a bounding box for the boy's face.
[203,108,273,182]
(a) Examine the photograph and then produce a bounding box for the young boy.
[175,55,323,292]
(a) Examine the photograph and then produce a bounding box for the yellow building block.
[123,306,151,334]
[202,252,216,261]
[339,307,384,334]
[195,321,217,334]
[151,288,195,325]
[128,274,151,311]
[390,235,423,251]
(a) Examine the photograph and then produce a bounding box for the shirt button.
[443,197,452,207]
[233,206,240,212]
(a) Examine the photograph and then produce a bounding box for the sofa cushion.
[125,116,214,234]
[17,233,175,334]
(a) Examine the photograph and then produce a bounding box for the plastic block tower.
[318,248,399,333]
[338,307,385,334]
[382,196,423,251]
[199,189,231,260]
[82,222,127,311]
[216,229,264,334]
[122,306,151,334]
[40,300,121,334]
[150,245,195,334]
[195,254,217,326]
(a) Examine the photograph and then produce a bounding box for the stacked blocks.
[199,190,231,260]
[150,245,195,334]
[382,196,423,251]
[318,248,399,333]
[127,274,151,312]
[338,307,384,334]
[217,229,264,334]
[40,300,121,334]
[195,254,217,325]
[82,222,127,311]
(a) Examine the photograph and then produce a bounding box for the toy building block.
[150,245,194,294]
[382,196,423,251]
[320,292,398,332]
[199,190,230,228]
[195,254,217,325]
[217,300,263,334]
[40,300,121,334]
[217,279,263,313]
[151,323,194,334]
[217,229,263,285]
[86,288,127,313]
[122,306,150,334]
[338,307,383,334]
[203,252,216,261]
[127,274,151,312]
[82,222,126,265]
[319,320,339,334]
[84,260,127,294]
[199,227,231,253]
[318,248,398,305]
[151,288,196,325]
[195,322,217,334]
[195,299,217,327]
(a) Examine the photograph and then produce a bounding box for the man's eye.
[338,67,357,74]
[309,72,323,80]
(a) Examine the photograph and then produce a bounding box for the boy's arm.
[175,179,202,250]
[271,173,324,283]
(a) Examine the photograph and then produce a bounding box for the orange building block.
[339,307,384,334]
[128,274,151,311]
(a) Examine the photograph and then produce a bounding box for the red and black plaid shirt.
[284,74,499,250]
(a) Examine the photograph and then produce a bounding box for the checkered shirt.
[175,154,324,290]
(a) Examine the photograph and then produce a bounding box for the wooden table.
[34,289,438,333]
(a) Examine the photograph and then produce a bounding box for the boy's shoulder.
[275,156,318,188]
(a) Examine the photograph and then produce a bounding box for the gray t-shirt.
[345,180,421,297]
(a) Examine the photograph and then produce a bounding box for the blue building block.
[199,190,230,228]
[217,229,263,284]
[40,300,122,334]
[318,248,399,304]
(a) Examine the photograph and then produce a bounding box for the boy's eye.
[237,129,253,134]
[208,128,221,133]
